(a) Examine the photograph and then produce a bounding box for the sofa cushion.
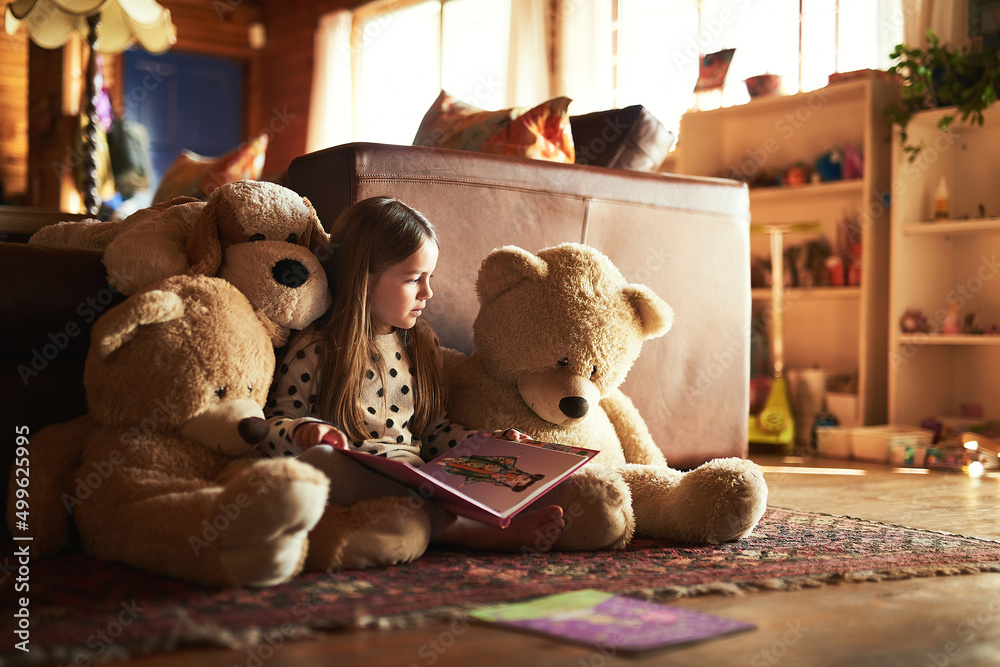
[413,91,575,163]
[152,133,269,203]
[570,105,675,172]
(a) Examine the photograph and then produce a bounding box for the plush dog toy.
[442,243,768,551]
[28,180,331,346]
[7,276,332,587]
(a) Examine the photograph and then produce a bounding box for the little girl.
[261,196,565,568]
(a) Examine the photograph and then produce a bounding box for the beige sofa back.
[288,143,751,469]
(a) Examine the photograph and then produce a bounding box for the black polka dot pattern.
[261,329,480,467]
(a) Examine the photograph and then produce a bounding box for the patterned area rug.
[5,506,1000,664]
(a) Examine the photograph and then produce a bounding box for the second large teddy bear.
[442,243,768,551]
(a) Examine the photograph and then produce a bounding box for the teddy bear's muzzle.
[180,398,269,456]
[518,368,601,426]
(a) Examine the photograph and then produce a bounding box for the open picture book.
[330,429,599,528]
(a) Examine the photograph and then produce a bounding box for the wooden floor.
[121,449,1000,667]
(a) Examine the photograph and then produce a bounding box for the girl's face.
[369,239,439,333]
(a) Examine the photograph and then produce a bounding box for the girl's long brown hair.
[314,197,446,442]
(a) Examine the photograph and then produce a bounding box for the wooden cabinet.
[888,105,1000,426]
[673,78,898,427]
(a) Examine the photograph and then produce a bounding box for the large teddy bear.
[443,243,768,551]
[29,180,331,346]
[8,276,429,587]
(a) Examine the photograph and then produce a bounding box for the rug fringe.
[5,608,321,665]
[10,560,1000,663]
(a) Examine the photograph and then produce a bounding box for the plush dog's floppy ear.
[300,196,332,259]
[476,245,548,305]
[185,197,223,276]
[95,290,186,358]
[623,284,674,339]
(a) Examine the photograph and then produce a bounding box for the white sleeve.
[261,331,328,458]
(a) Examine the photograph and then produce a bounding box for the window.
[350,0,510,145]
[615,0,903,138]
[317,0,902,150]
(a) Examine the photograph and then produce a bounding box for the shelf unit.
[889,107,1000,426]
[673,78,898,427]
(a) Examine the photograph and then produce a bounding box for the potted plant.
[884,30,1000,160]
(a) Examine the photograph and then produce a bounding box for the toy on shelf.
[899,308,930,333]
[942,301,962,334]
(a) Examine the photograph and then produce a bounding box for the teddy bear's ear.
[477,245,548,304]
[623,284,674,339]
[301,196,332,259]
[97,290,186,358]
[184,197,223,276]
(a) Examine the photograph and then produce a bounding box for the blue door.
[122,49,244,208]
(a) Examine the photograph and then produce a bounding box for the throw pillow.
[152,133,269,203]
[413,91,575,163]
[569,105,675,172]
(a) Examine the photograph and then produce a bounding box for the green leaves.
[884,30,1000,160]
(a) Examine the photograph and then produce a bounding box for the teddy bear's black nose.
[272,259,309,289]
[559,396,589,419]
[238,417,269,444]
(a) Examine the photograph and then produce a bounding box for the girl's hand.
[294,422,350,450]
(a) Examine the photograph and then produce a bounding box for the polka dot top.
[262,328,426,465]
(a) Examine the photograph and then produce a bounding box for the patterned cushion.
[152,133,269,203]
[413,91,575,163]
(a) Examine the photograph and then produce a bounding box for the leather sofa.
[289,142,751,469]
[0,141,750,516]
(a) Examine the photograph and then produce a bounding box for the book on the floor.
[329,429,599,528]
[467,589,756,654]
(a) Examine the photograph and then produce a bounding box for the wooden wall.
[0,30,28,202]
[13,0,409,208]
[258,0,362,175]
[20,0,266,210]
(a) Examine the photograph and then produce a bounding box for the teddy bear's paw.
[305,496,433,571]
[538,469,635,551]
[698,458,768,543]
[625,458,767,544]
[648,458,767,544]
[218,532,311,588]
[216,478,329,587]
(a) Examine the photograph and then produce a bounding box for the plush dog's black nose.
[272,259,309,288]
[559,396,589,419]
[238,417,269,444]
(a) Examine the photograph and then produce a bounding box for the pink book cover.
[469,590,756,653]
[332,430,599,528]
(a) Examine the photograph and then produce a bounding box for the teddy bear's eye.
[247,385,254,395]
[249,233,266,242]
[285,233,298,244]
[591,366,598,378]
[558,357,570,367]
[215,387,227,399]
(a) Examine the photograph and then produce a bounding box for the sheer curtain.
[902,0,969,48]
[506,0,550,107]
[306,10,353,153]
[552,0,614,114]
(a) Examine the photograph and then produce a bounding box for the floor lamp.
[4,0,176,215]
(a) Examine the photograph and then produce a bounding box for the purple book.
[468,589,755,653]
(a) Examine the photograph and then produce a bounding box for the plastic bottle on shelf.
[942,301,961,334]
[934,176,950,221]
